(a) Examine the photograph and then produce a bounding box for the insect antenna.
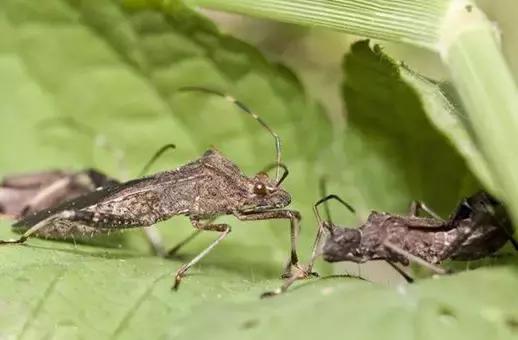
[314,195,356,227]
[177,86,281,181]
[308,178,357,270]
[319,176,332,223]
[137,144,176,177]
[316,177,356,221]
[259,162,289,187]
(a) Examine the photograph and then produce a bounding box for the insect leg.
[260,264,316,298]
[0,210,73,245]
[173,220,231,290]
[166,219,216,257]
[385,260,414,283]
[383,241,448,275]
[142,227,167,257]
[166,231,202,257]
[307,220,325,274]
[260,204,328,297]
[409,201,443,220]
[235,210,301,271]
[306,198,337,273]
[134,143,178,255]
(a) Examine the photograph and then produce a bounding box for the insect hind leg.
[0,210,76,245]
[173,219,231,290]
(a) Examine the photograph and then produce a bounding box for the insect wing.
[12,176,154,230]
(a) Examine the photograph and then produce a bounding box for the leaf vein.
[18,267,66,339]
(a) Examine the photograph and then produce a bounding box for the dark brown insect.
[1,87,301,290]
[315,192,516,267]
[264,191,517,296]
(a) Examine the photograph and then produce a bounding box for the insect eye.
[253,183,268,196]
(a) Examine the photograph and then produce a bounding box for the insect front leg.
[409,201,443,220]
[260,264,316,298]
[234,209,301,277]
[173,218,231,290]
[261,211,324,298]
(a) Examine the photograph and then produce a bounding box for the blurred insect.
[0,119,178,255]
[0,87,302,290]
[0,169,119,220]
[263,188,518,296]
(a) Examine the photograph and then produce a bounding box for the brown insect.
[264,190,517,296]
[1,88,302,290]
[0,169,118,220]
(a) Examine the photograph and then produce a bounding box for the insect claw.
[0,236,26,245]
[172,276,182,291]
[260,289,282,299]
[173,265,188,291]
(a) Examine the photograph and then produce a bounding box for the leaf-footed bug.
[0,87,302,290]
[263,188,518,296]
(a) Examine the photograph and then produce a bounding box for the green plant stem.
[440,5,518,235]
[185,0,449,49]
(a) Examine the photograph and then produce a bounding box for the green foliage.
[0,2,517,339]
[333,41,478,218]
[1,237,517,339]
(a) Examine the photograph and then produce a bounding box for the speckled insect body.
[2,87,302,289]
[264,191,517,297]
[3,149,301,289]
[318,192,516,272]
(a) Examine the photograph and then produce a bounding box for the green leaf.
[398,66,498,194]
[1,2,517,340]
[172,268,518,340]
[335,40,479,218]
[1,234,517,339]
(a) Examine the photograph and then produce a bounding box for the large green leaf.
[1,2,517,340]
[1,238,517,339]
[333,41,480,219]
[173,268,518,340]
